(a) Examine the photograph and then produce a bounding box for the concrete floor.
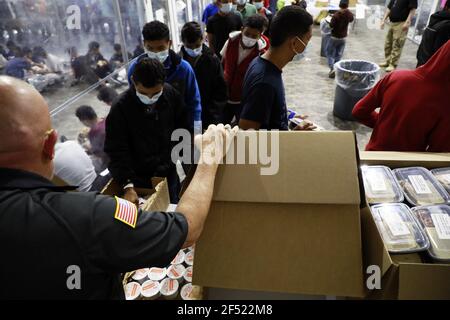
[284,20,418,150]
[47,17,419,150]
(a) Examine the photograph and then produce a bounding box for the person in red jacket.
[221,14,270,124]
[352,40,450,152]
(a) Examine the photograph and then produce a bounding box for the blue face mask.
[185,46,203,58]
[136,90,163,105]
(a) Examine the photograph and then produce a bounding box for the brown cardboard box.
[101,177,170,212]
[193,131,366,298]
[360,151,450,300]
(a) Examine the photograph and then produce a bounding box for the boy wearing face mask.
[106,58,189,204]
[127,21,202,133]
[239,6,316,131]
[220,15,269,124]
[207,0,244,58]
[180,22,228,129]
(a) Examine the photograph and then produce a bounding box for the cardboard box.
[360,151,450,300]
[101,177,170,213]
[193,131,366,298]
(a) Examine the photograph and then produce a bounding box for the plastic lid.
[180,283,202,300]
[371,203,430,253]
[361,166,404,204]
[412,205,450,262]
[171,250,186,265]
[184,251,194,266]
[131,268,149,281]
[183,266,193,283]
[160,278,179,296]
[393,167,450,206]
[125,282,141,300]
[167,264,186,280]
[431,167,450,194]
[141,280,160,298]
[148,267,167,281]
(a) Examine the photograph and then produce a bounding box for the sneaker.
[379,61,389,68]
[328,70,336,79]
[385,65,396,72]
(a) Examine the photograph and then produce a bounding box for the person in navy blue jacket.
[128,21,202,133]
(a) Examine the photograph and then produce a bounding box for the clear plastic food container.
[393,167,450,206]
[361,165,404,204]
[412,205,450,262]
[431,168,450,194]
[371,203,430,253]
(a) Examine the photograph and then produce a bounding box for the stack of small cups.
[124,245,202,300]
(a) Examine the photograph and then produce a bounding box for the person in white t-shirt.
[53,139,98,192]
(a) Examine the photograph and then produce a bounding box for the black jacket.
[104,84,188,188]
[0,168,187,299]
[180,44,228,128]
[417,10,450,67]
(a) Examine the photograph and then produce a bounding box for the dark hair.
[6,40,15,48]
[75,105,97,121]
[22,47,32,57]
[181,22,203,44]
[113,43,122,51]
[445,0,449,9]
[244,14,268,33]
[142,21,170,42]
[339,0,349,9]
[269,6,313,47]
[97,86,119,104]
[88,41,100,51]
[133,58,166,88]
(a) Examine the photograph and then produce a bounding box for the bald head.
[0,76,56,178]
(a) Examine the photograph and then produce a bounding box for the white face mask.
[242,35,258,48]
[185,46,203,58]
[254,2,264,9]
[136,90,163,105]
[220,3,233,14]
[293,36,308,61]
[237,0,247,5]
[145,49,169,64]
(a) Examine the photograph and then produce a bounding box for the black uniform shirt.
[0,168,188,299]
[388,0,418,23]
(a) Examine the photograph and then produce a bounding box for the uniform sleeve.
[352,75,390,128]
[240,82,276,125]
[89,195,188,273]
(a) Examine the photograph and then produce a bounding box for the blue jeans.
[327,37,346,70]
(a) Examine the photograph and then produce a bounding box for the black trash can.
[333,60,380,121]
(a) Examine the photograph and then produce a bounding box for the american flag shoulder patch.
[114,197,138,228]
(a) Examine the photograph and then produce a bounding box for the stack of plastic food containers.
[362,165,450,263]
[124,245,202,300]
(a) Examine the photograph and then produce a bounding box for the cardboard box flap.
[213,131,361,205]
[360,151,450,169]
[398,263,450,300]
